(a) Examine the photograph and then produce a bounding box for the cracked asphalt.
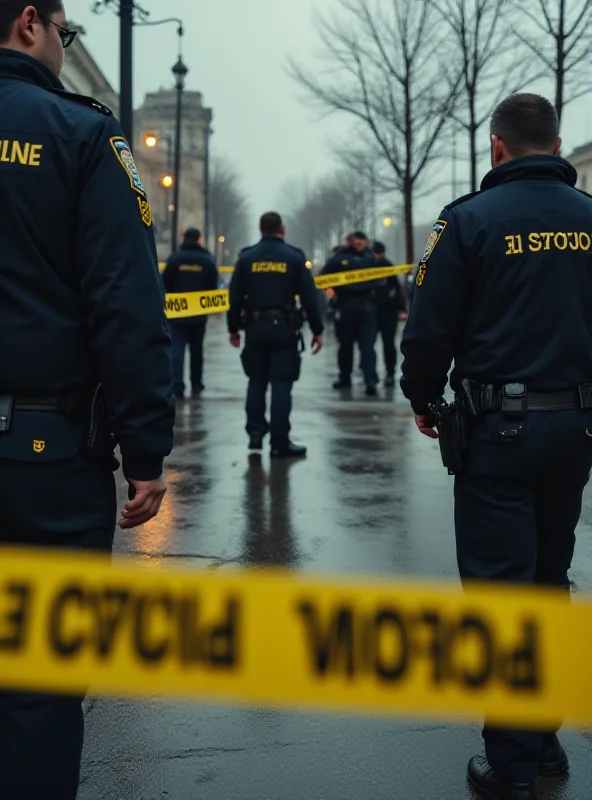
[78,316,592,799]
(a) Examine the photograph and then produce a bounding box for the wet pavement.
[79,316,592,799]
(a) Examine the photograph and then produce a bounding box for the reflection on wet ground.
[80,319,592,799]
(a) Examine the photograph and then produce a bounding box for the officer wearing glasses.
[0,2,174,798]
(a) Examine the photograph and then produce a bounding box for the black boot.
[271,441,307,458]
[384,375,395,388]
[248,435,263,451]
[539,734,569,777]
[332,379,351,389]
[365,383,377,396]
[467,757,537,799]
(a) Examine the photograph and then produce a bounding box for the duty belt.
[248,308,287,322]
[469,384,592,413]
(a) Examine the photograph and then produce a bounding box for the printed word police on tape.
[0,547,590,727]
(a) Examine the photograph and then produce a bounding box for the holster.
[86,385,117,458]
[429,398,469,476]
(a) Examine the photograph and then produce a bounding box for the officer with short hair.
[372,240,406,387]
[321,231,379,394]
[228,212,323,457]
[401,93,592,799]
[0,2,174,797]
[162,227,219,398]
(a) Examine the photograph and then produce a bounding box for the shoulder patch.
[110,137,146,197]
[416,218,447,287]
[47,88,113,116]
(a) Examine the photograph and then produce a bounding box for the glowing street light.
[144,132,158,148]
[382,216,393,227]
[218,235,226,244]
[161,174,174,188]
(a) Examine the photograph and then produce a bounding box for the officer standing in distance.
[372,241,406,387]
[401,93,592,800]
[162,227,219,399]
[321,231,379,394]
[228,212,323,457]
[0,3,174,798]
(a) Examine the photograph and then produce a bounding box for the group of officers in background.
[162,225,410,405]
[321,230,408,395]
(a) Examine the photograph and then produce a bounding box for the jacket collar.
[481,155,578,191]
[0,48,64,90]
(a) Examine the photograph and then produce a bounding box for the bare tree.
[282,170,376,262]
[513,0,592,124]
[435,0,533,192]
[209,159,250,262]
[288,0,462,262]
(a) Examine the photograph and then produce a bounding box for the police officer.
[162,227,219,398]
[401,93,591,799]
[321,231,379,394]
[0,3,174,797]
[228,212,323,457]
[372,241,406,387]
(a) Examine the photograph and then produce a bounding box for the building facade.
[60,26,119,114]
[61,27,213,262]
[134,90,213,260]
[568,143,592,193]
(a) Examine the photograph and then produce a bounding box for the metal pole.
[119,0,134,143]
[204,128,211,250]
[171,84,183,253]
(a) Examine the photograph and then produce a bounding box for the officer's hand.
[415,414,439,439]
[311,335,323,354]
[119,477,167,529]
[230,332,241,348]
[398,311,408,321]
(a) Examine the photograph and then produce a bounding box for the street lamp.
[161,175,174,189]
[171,56,189,254]
[144,132,158,149]
[382,217,393,228]
[217,235,226,264]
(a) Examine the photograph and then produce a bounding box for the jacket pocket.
[0,410,84,463]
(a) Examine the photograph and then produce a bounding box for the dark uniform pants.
[0,438,116,800]
[376,304,398,377]
[335,299,377,385]
[170,319,207,397]
[241,320,301,449]
[455,409,592,783]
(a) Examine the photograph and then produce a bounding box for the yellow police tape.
[164,264,414,320]
[0,546,590,727]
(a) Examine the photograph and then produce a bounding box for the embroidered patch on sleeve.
[137,197,153,228]
[417,219,447,286]
[110,136,147,197]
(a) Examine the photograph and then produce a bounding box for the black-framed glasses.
[39,17,78,49]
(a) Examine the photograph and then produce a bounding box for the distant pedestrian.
[162,228,219,399]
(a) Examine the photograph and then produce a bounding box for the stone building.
[567,142,592,193]
[60,25,118,114]
[61,26,213,261]
[134,90,213,259]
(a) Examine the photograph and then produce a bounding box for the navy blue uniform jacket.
[373,256,406,310]
[228,237,324,335]
[162,243,219,322]
[320,246,377,297]
[401,156,592,414]
[0,49,174,480]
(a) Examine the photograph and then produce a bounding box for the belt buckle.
[0,395,13,432]
[578,384,592,410]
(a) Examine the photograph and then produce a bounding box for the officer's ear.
[553,137,562,156]
[490,135,508,168]
[16,6,38,46]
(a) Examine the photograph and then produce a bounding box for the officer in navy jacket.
[401,93,590,799]
[0,3,174,797]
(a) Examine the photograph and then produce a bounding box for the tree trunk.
[469,88,478,192]
[404,177,414,264]
[555,0,566,125]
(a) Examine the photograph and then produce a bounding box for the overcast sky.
[73,0,592,239]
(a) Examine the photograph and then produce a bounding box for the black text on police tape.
[297,601,541,691]
[0,581,240,668]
